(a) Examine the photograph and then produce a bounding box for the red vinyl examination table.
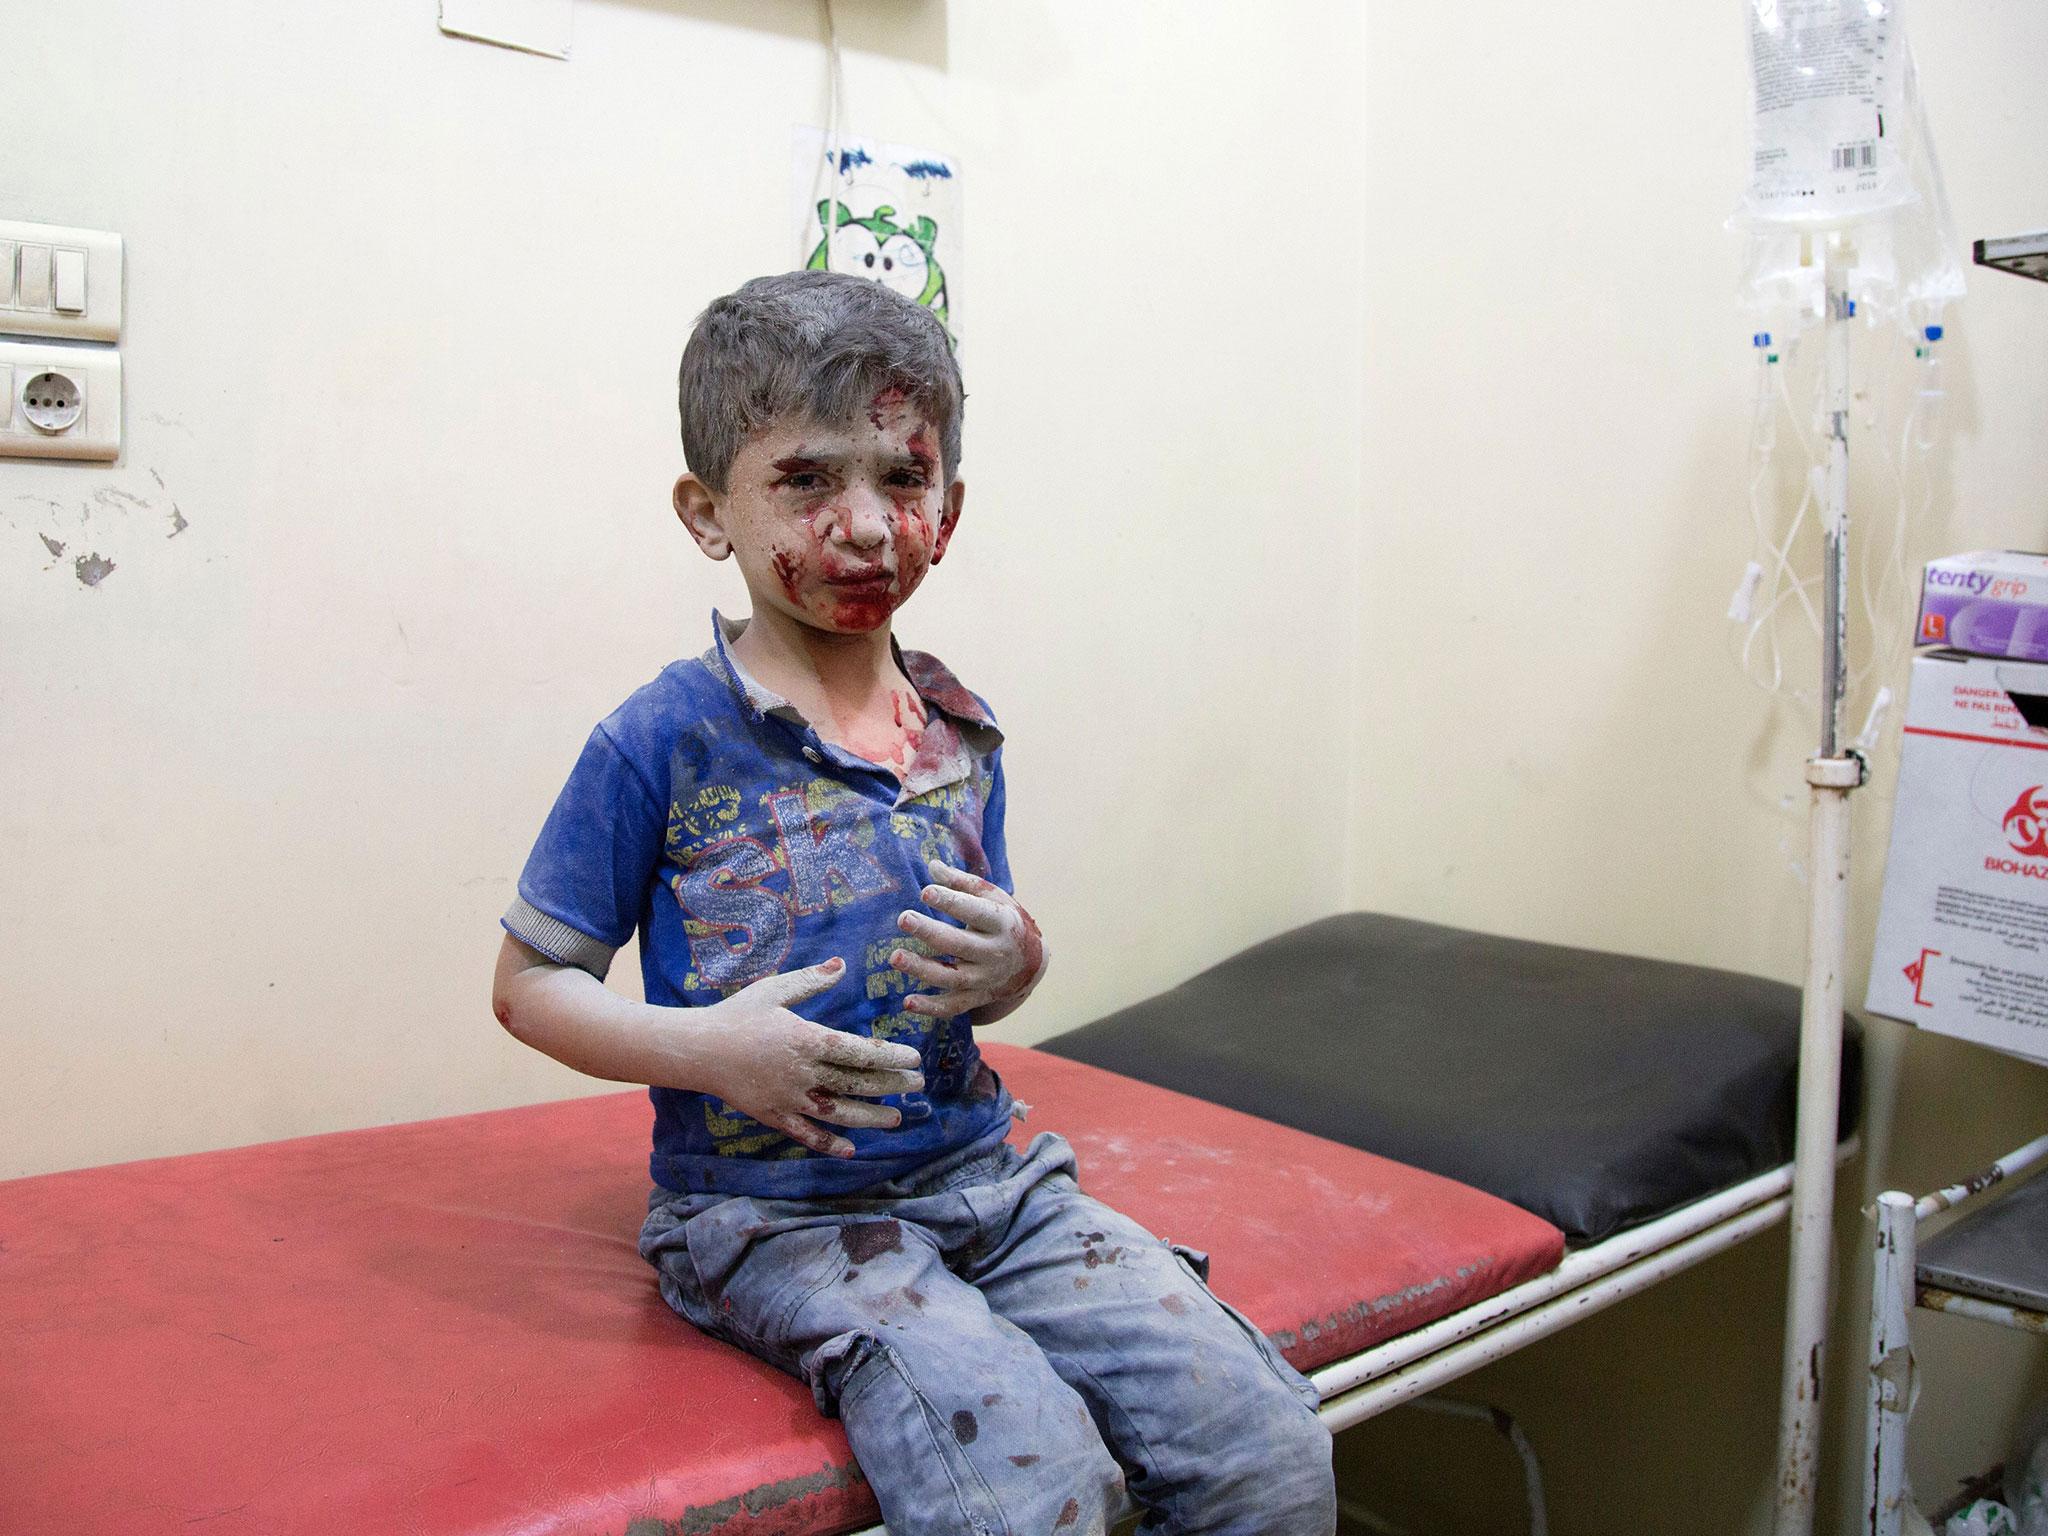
[1,914,1855,1535]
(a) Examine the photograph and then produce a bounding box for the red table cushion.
[0,1043,1562,1536]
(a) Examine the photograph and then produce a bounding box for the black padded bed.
[1043,912,1864,1245]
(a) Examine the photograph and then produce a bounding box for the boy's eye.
[886,469,930,489]
[779,472,828,492]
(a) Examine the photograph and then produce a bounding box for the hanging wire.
[804,0,850,273]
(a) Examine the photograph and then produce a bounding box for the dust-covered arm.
[491,934,924,1157]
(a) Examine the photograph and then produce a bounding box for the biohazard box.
[1916,550,2048,660]
[1866,649,2048,1065]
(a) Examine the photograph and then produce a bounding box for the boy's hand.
[889,860,1048,1020]
[693,958,925,1159]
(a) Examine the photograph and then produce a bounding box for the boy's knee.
[1256,1407,1336,1533]
[1169,1398,1333,1536]
[822,1326,1127,1536]
[1015,1455,1127,1536]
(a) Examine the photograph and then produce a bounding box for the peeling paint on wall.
[5,470,195,583]
[73,552,116,587]
[92,487,152,515]
[151,469,190,538]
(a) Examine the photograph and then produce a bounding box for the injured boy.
[491,271,1335,1536]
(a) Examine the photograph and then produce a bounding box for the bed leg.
[1405,1396,1548,1536]
[1867,1192,1917,1536]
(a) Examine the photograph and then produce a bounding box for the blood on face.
[743,393,952,634]
[769,548,805,605]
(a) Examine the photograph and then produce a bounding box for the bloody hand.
[690,958,925,1157]
[889,860,1048,1020]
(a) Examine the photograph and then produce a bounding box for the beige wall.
[5,0,2045,1530]
[1,0,1363,1173]
[1346,0,2048,1530]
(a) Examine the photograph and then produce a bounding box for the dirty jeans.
[638,1131,1335,1536]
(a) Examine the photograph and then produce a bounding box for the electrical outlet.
[0,340,121,461]
[20,368,84,433]
[0,221,123,343]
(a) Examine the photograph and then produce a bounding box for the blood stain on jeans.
[950,1409,979,1444]
[1009,1454,1040,1467]
[840,1220,903,1263]
[1054,1497,1081,1528]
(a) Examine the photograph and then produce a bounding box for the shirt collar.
[708,610,1003,752]
[709,610,804,722]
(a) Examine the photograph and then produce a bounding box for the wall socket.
[0,340,121,461]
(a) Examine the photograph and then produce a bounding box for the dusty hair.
[678,271,964,494]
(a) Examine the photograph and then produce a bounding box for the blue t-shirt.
[504,613,1016,1196]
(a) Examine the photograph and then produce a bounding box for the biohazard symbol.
[1902,949,1940,1007]
[2003,786,2048,857]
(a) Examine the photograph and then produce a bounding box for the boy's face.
[676,387,962,636]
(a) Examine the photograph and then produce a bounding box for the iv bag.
[1734,15,1963,341]
[1741,0,1913,228]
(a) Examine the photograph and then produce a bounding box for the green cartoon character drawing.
[806,202,950,331]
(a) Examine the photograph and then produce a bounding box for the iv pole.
[1771,229,1865,1536]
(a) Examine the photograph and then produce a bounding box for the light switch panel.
[53,249,86,313]
[0,221,123,342]
[18,245,52,310]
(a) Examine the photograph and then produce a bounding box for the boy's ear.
[931,478,965,566]
[673,474,731,559]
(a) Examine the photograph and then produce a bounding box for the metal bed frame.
[1867,1131,2048,1536]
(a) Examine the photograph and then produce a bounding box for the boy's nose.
[837,494,891,550]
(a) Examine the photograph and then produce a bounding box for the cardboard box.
[1866,649,2048,1065]
[1916,549,2048,660]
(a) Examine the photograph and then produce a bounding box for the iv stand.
[1771,229,1865,1536]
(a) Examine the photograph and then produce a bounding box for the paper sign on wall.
[439,0,572,60]
[792,129,962,345]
